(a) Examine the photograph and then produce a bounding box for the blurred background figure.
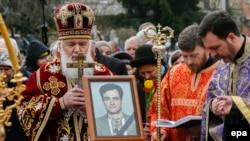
[18,36,28,56]
[109,40,121,53]
[21,40,50,78]
[136,28,156,46]
[95,40,112,56]
[124,36,139,58]
[138,22,157,31]
[111,51,134,75]
[48,40,60,61]
[91,40,128,75]
[167,50,184,67]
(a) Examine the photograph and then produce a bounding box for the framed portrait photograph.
[82,75,144,141]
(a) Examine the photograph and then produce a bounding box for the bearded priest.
[18,2,113,141]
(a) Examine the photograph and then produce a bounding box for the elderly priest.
[18,2,113,141]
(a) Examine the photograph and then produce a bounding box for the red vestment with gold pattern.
[18,59,113,141]
[147,62,219,141]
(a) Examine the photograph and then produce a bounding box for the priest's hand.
[62,86,86,111]
[151,130,167,141]
[143,123,151,141]
[211,96,232,116]
[216,96,233,115]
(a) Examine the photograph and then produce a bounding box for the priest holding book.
[148,24,220,141]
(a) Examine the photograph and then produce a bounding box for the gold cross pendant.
[66,52,95,88]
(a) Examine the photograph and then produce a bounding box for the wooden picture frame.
[83,76,144,141]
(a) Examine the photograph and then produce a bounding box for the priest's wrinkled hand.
[62,86,86,111]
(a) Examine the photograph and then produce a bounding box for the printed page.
[156,116,201,128]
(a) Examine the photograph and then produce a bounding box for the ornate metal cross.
[144,23,174,141]
[66,52,95,88]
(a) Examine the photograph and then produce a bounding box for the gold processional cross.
[144,23,174,141]
[66,52,95,88]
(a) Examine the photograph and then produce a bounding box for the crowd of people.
[1,1,250,141]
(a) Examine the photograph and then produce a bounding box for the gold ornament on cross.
[144,23,174,141]
[66,52,95,88]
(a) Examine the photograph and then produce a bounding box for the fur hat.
[131,44,157,67]
[0,38,20,56]
[53,3,95,40]
[0,48,12,67]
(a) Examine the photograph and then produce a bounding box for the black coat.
[3,101,29,141]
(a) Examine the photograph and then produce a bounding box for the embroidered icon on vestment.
[43,76,65,95]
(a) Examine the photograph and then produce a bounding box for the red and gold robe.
[148,61,219,141]
[18,59,113,141]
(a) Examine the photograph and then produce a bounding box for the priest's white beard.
[60,47,95,81]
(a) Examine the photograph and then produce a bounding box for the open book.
[156,115,201,128]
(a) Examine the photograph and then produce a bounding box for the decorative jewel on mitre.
[53,3,95,40]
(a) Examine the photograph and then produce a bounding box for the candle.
[0,13,20,72]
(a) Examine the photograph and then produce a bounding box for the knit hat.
[0,48,12,67]
[111,51,132,64]
[25,40,50,68]
[39,51,49,58]
[131,44,157,67]
[95,41,112,51]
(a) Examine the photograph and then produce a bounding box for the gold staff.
[144,23,174,141]
[0,13,27,141]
